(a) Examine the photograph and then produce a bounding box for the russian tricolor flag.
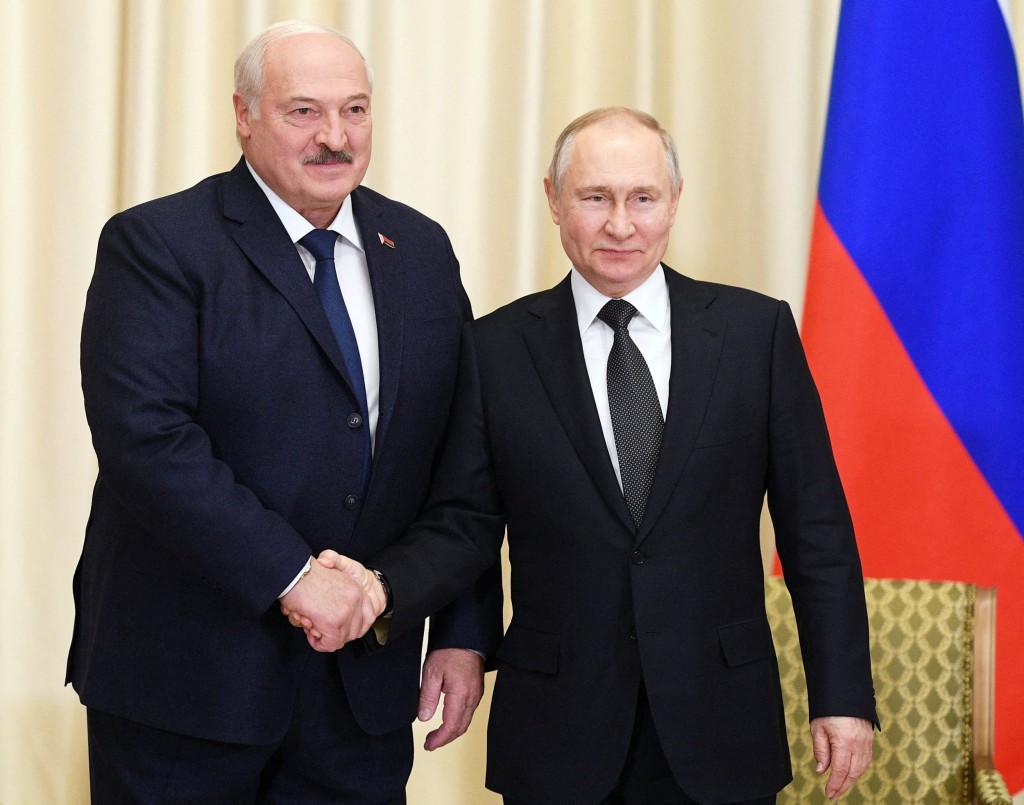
[803,0,1024,793]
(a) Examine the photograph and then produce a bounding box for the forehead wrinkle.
[279,91,371,106]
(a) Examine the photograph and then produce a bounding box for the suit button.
[631,550,646,565]
[344,494,359,509]
[347,413,363,428]
[629,627,638,640]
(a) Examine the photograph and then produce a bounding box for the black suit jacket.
[373,267,877,804]
[67,158,502,744]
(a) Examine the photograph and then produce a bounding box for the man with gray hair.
[308,106,877,804]
[67,20,500,803]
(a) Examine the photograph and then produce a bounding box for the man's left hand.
[810,715,874,800]
[418,648,485,750]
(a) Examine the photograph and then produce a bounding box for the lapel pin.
[378,232,396,249]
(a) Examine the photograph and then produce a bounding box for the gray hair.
[547,107,682,195]
[234,20,374,119]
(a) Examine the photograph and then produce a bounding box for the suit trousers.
[503,683,777,805]
[87,651,411,804]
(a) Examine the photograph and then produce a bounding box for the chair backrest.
[767,577,986,804]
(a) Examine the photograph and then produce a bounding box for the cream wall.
[2,2,1022,803]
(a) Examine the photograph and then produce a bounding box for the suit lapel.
[523,276,635,532]
[637,267,725,543]
[222,159,356,389]
[351,187,404,450]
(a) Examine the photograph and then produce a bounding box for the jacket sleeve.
[767,301,878,727]
[424,244,505,657]
[81,210,311,617]
[372,323,507,649]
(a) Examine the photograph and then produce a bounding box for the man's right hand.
[279,557,385,652]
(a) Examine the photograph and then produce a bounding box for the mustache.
[304,149,354,165]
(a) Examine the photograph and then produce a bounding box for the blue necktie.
[299,229,372,495]
[299,229,369,415]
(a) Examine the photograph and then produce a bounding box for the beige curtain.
[2,2,1022,802]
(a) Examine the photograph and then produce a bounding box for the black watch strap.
[368,568,393,618]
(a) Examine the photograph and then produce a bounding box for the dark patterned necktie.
[597,299,665,528]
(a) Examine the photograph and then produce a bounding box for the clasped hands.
[280,550,384,652]
[279,551,487,750]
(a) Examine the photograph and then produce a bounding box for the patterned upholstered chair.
[766,577,1011,805]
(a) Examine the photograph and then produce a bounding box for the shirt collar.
[571,265,670,336]
[245,158,364,252]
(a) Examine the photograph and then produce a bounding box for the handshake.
[279,550,389,652]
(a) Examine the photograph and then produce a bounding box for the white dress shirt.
[571,266,672,490]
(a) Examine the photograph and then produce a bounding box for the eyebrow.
[578,184,661,195]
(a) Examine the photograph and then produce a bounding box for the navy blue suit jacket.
[371,268,877,804]
[68,158,502,744]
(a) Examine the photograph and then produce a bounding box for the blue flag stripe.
[818,0,1024,537]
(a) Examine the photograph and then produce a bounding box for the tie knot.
[299,229,338,262]
[597,298,638,332]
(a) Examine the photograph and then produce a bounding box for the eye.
[287,107,320,121]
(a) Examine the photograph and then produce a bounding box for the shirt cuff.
[278,557,313,598]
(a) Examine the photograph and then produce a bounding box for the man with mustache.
[67,19,501,803]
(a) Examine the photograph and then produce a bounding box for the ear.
[233,92,253,140]
[543,176,561,224]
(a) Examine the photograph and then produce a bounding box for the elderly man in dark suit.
[309,107,877,805]
[67,20,500,804]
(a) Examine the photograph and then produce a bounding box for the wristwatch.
[368,567,394,618]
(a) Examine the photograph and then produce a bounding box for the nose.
[315,111,348,151]
[604,202,635,240]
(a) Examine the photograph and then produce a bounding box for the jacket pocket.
[495,622,560,675]
[718,616,774,667]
